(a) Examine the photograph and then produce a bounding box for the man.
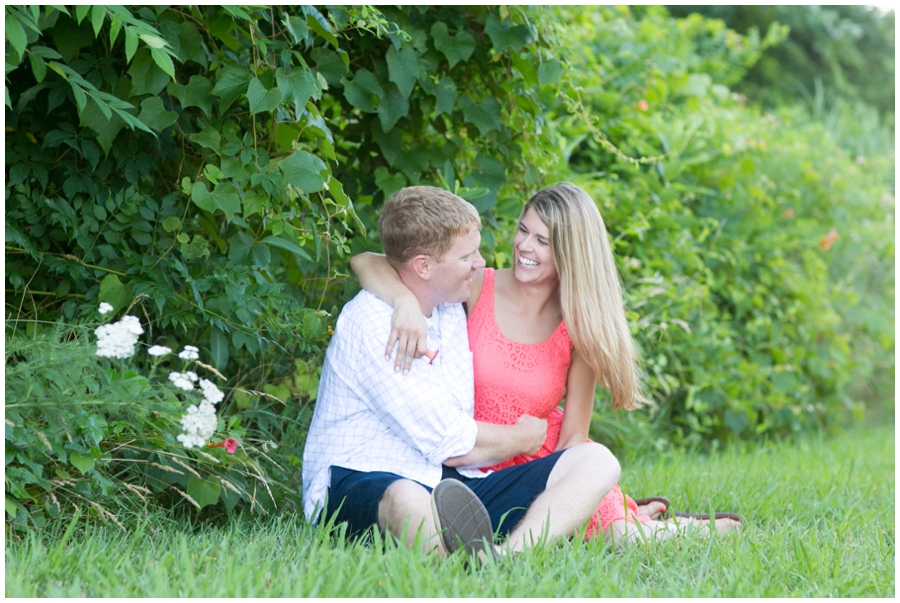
[302,186,620,558]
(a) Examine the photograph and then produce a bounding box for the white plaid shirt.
[302,290,483,522]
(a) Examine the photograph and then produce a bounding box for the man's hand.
[514,414,548,457]
[386,294,427,374]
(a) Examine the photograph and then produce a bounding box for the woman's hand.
[388,294,428,374]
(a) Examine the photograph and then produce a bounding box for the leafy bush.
[5,307,288,533]
[4,4,568,526]
[536,6,893,445]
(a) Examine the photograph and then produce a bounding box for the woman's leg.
[605,515,741,546]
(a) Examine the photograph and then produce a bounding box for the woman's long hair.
[523,182,647,410]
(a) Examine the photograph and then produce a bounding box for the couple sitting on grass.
[302,184,740,560]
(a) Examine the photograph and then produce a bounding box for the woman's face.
[512,207,558,285]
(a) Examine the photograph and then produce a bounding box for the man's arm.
[443,415,547,468]
[352,299,481,464]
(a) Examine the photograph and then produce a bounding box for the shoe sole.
[431,479,501,562]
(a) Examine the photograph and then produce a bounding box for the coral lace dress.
[468,268,650,535]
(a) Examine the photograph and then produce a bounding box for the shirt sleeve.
[352,318,478,465]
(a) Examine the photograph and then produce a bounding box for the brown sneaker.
[430,479,502,563]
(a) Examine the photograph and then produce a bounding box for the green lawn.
[6,423,894,597]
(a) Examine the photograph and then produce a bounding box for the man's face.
[430,226,485,304]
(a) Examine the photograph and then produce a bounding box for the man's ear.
[410,254,431,281]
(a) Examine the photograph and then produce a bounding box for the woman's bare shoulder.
[466,267,487,312]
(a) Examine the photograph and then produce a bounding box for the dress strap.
[469,267,494,318]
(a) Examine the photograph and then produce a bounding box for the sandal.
[633,496,670,520]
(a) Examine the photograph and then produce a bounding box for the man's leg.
[376,478,445,555]
[502,442,620,552]
[326,467,443,555]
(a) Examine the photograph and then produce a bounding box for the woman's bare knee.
[548,442,621,492]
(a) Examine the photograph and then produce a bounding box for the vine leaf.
[342,68,383,113]
[484,13,533,52]
[280,150,326,193]
[212,64,251,113]
[127,48,170,96]
[378,83,409,131]
[190,127,221,152]
[278,68,316,112]
[138,97,178,131]
[433,77,457,116]
[246,77,283,114]
[311,47,347,86]
[459,95,502,135]
[374,167,407,201]
[431,22,475,68]
[538,60,562,87]
[191,182,241,222]
[386,45,419,99]
[168,75,214,117]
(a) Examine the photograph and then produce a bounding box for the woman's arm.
[555,349,597,451]
[350,252,428,373]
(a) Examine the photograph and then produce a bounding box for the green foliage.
[4,4,563,376]
[4,5,894,526]
[535,7,892,445]
[667,6,896,121]
[4,318,285,532]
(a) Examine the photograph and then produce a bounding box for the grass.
[5,422,894,597]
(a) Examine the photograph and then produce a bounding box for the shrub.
[5,306,286,533]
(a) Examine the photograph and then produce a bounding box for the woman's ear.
[410,254,431,281]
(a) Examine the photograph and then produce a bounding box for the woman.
[351,182,740,543]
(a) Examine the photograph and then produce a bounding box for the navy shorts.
[324,450,565,541]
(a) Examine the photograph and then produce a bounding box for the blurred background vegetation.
[5,5,893,528]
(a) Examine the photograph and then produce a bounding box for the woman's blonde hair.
[523,182,647,410]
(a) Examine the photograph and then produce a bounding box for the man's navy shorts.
[323,450,566,541]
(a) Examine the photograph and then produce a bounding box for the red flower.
[819,229,839,251]
[636,99,649,111]
[206,437,239,454]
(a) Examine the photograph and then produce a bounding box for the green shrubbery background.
[5,6,893,529]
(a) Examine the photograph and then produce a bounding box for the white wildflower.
[199,378,224,405]
[168,371,196,392]
[95,315,143,359]
[177,401,218,448]
[148,345,172,357]
[177,433,207,449]
[98,302,114,315]
[185,371,199,382]
[119,315,144,335]
[178,345,200,360]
